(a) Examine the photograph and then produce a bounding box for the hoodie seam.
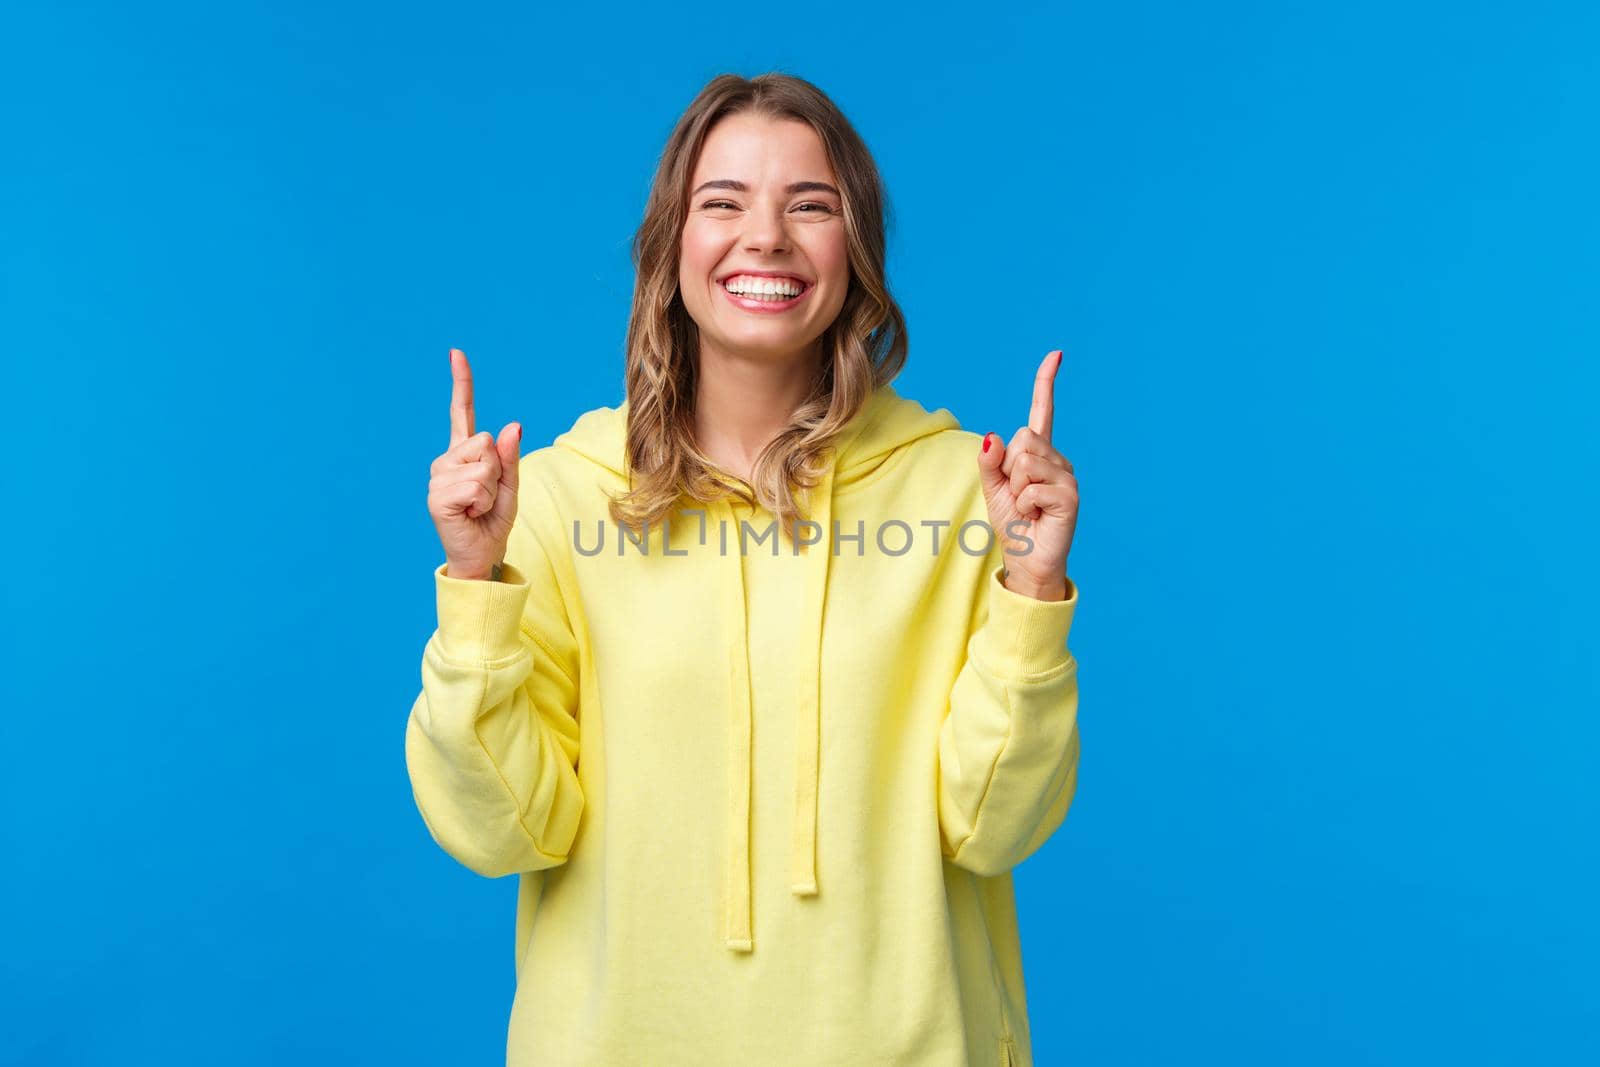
[520,622,579,690]
[1022,722,1080,854]
[951,675,1016,866]
[973,647,1078,687]
[425,639,529,672]
[515,475,582,691]
[829,448,910,498]
[830,423,964,499]
[474,688,571,869]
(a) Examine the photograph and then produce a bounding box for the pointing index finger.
[1029,349,1061,441]
[450,348,474,448]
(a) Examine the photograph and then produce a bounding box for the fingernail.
[513,422,522,439]
[982,434,992,453]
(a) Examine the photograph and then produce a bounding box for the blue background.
[4,1,1595,1063]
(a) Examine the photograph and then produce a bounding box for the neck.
[693,340,819,483]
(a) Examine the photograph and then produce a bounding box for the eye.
[699,199,836,213]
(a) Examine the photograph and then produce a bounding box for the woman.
[408,72,1081,1066]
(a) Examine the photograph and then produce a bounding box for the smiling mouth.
[718,276,812,301]
[717,275,814,313]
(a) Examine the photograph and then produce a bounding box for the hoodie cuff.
[971,563,1078,680]
[432,560,531,663]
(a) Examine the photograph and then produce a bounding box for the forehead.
[690,113,834,184]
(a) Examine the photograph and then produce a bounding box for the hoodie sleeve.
[937,562,1080,877]
[404,479,585,879]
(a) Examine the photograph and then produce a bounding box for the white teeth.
[723,274,804,297]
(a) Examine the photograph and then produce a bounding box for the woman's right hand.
[428,347,522,581]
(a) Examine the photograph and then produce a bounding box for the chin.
[721,326,817,354]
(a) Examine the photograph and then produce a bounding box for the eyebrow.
[690,179,842,198]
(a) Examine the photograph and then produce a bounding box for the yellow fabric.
[405,383,1081,1066]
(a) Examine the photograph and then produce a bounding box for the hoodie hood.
[552,383,960,951]
[550,382,957,492]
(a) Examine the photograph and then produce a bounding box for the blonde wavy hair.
[606,72,909,546]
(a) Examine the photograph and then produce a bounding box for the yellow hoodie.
[405,382,1081,1066]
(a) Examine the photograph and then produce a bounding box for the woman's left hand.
[976,350,1079,601]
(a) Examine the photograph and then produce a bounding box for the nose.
[740,200,791,255]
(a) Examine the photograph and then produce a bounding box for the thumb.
[976,432,1009,501]
[496,421,521,498]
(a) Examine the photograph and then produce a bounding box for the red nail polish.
[982,434,991,453]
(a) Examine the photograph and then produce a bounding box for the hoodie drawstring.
[716,464,838,953]
[790,464,834,899]
[717,494,755,952]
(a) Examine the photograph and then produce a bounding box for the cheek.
[679,225,721,281]
[810,231,850,286]
[810,234,850,308]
